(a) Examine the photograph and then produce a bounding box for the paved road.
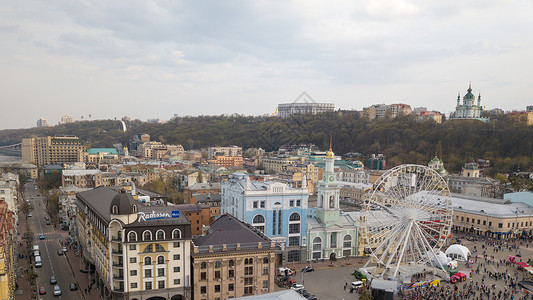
[26,182,84,299]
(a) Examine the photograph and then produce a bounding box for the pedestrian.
[344,282,347,291]
[85,288,87,294]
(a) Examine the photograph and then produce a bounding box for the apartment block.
[22,136,85,166]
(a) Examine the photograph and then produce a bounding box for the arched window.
[157,255,165,264]
[263,257,269,264]
[253,215,265,224]
[132,204,137,213]
[343,235,352,248]
[320,195,324,207]
[312,237,322,260]
[215,261,221,268]
[144,256,152,265]
[228,260,234,267]
[329,195,335,208]
[155,244,165,252]
[172,229,181,239]
[201,262,207,269]
[289,213,300,222]
[143,244,153,253]
[128,231,137,242]
[143,230,152,241]
[245,258,253,265]
[156,230,165,240]
[112,205,118,214]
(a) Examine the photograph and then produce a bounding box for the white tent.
[429,250,450,267]
[445,244,471,261]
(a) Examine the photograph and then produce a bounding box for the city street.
[14,182,99,300]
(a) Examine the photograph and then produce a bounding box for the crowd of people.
[399,234,533,299]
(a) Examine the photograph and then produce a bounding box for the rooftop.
[87,148,118,155]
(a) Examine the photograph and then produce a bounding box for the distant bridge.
[0,143,22,157]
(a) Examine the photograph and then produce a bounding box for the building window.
[263,280,269,288]
[145,269,152,278]
[157,268,165,277]
[143,230,152,241]
[498,223,503,228]
[483,220,486,225]
[130,270,137,276]
[343,235,352,248]
[228,269,234,278]
[272,210,276,235]
[201,272,207,280]
[461,216,464,221]
[508,223,511,228]
[290,200,294,207]
[174,279,180,285]
[263,257,269,264]
[144,257,152,266]
[157,256,165,264]
[130,257,137,263]
[130,282,137,289]
[143,244,153,253]
[174,242,180,247]
[245,258,253,265]
[228,283,234,291]
[201,262,207,269]
[253,214,265,233]
[263,266,269,275]
[260,201,265,208]
[215,260,221,268]
[155,244,165,252]
[296,200,301,207]
[289,236,299,246]
[215,270,221,279]
[244,266,253,275]
[489,221,492,227]
[172,229,181,239]
[200,286,207,294]
[466,218,469,223]
[287,250,300,262]
[158,280,165,289]
[174,266,180,272]
[174,254,180,260]
[129,244,136,251]
[244,286,253,295]
[312,237,322,260]
[215,284,221,293]
[156,230,165,240]
[128,231,137,242]
[289,223,300,234]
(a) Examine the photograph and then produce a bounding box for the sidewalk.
[14,209,37,300]
[62,239,101,300]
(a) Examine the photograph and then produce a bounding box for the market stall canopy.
[445,244,471,261]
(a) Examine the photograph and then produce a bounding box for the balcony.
[112,262,123,268]
[111,249,123,255]
[112,275,124,281]
[111,236,122,242]
[113,287,124,292]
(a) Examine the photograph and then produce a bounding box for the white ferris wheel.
[361,164,453,280]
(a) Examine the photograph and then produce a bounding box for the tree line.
[1,113,532,174]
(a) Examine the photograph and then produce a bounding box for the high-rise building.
[21,136,86,165]
[60,115,74,124]
[36,118,48,127]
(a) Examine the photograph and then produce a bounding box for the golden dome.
[326,149,334,159]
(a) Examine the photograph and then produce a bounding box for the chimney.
[258,242,262,249]
[209,245,213,252]
[236,243,241,250]
[222,244,227,251]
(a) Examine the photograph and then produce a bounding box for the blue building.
[221,173,309,263]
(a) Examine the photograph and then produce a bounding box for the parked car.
[278,267,295,276]
[46,221,51,225]
[298,289,317,300]
[302,266,315,273]
[53,285,61,296]
[290,283,305,291]
[50,276,57,284]
[351,281,364,289]
[57,250,63,256]
[39,286,46,295]
[62,246,68,252]
[39,234,45,240]
[70,282,78,291]
[282,278,296,286]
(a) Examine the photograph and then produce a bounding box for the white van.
[33,245,39,252]
[351,281,364,289]
[35,255,42,268]
[33,250,40,257]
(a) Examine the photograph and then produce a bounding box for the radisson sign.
[138,210,180,222]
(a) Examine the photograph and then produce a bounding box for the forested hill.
[1,113,532,173]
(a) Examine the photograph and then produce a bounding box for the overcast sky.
[1,1,532,129]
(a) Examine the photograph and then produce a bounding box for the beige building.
[259,156,302,174]
[62,169,103,188]
[76,187,192,300]
[207,156,243,168]
[207,146,242,160]
[509,111,533,126]
[450,194,533,239]
[60,115,74,124]
[191,214,278,300]
[22,136,85,166]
